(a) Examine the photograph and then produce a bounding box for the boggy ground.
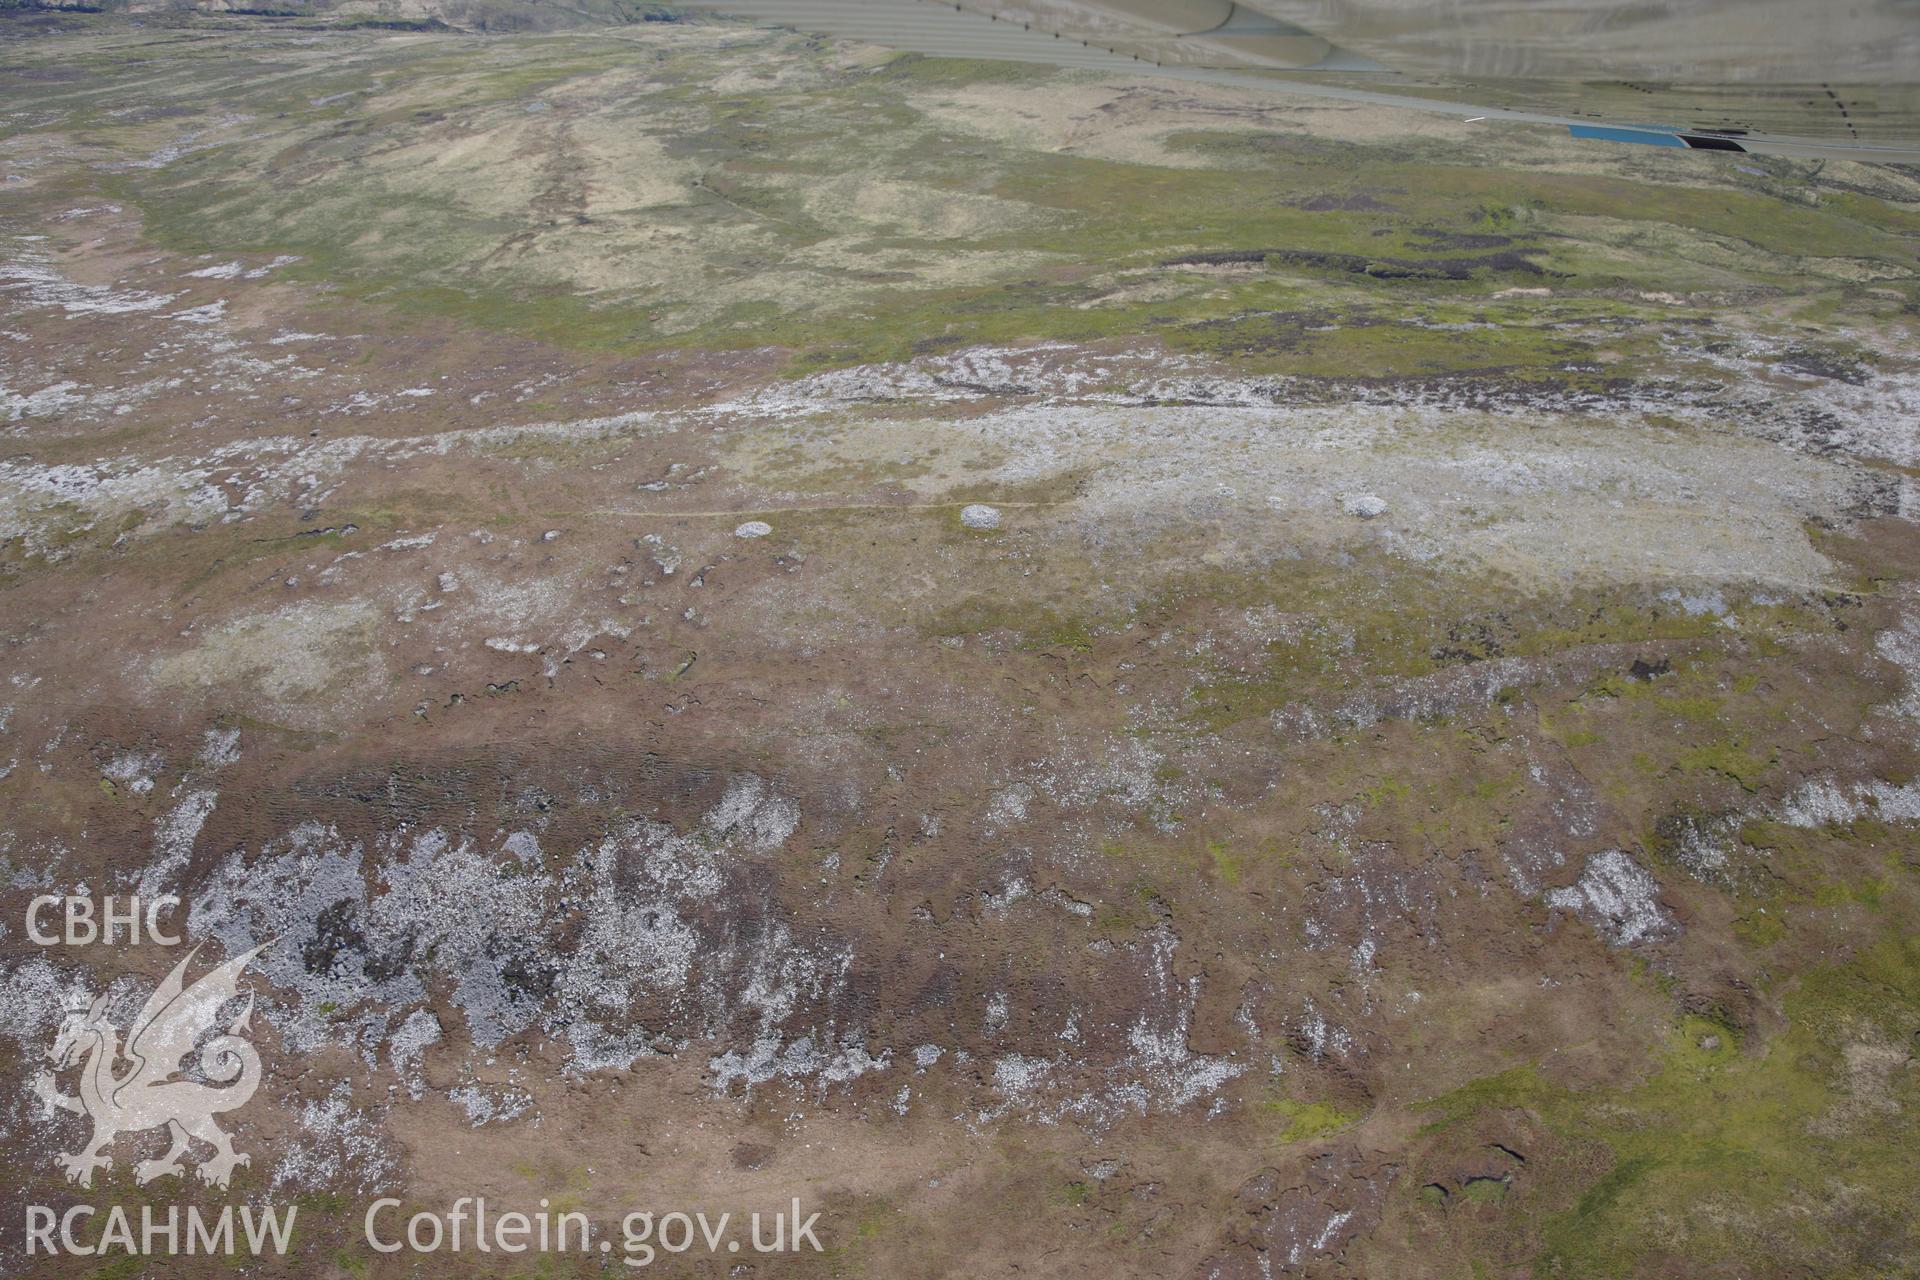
[1,10,1919,1279]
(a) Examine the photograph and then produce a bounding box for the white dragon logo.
[34,941,273,1190]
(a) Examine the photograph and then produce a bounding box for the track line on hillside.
[580,498,1068,519]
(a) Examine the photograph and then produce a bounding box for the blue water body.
[1569,124,1686,147]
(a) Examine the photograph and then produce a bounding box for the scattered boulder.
[1341,493,1388,519]
[961,503,1002,530]
[735,520,773,539]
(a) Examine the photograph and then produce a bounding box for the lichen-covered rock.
[1546,850,1678,947]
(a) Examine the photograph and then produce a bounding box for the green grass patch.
[1417,938,1920,1278]
[1263,1097,1364,1144]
